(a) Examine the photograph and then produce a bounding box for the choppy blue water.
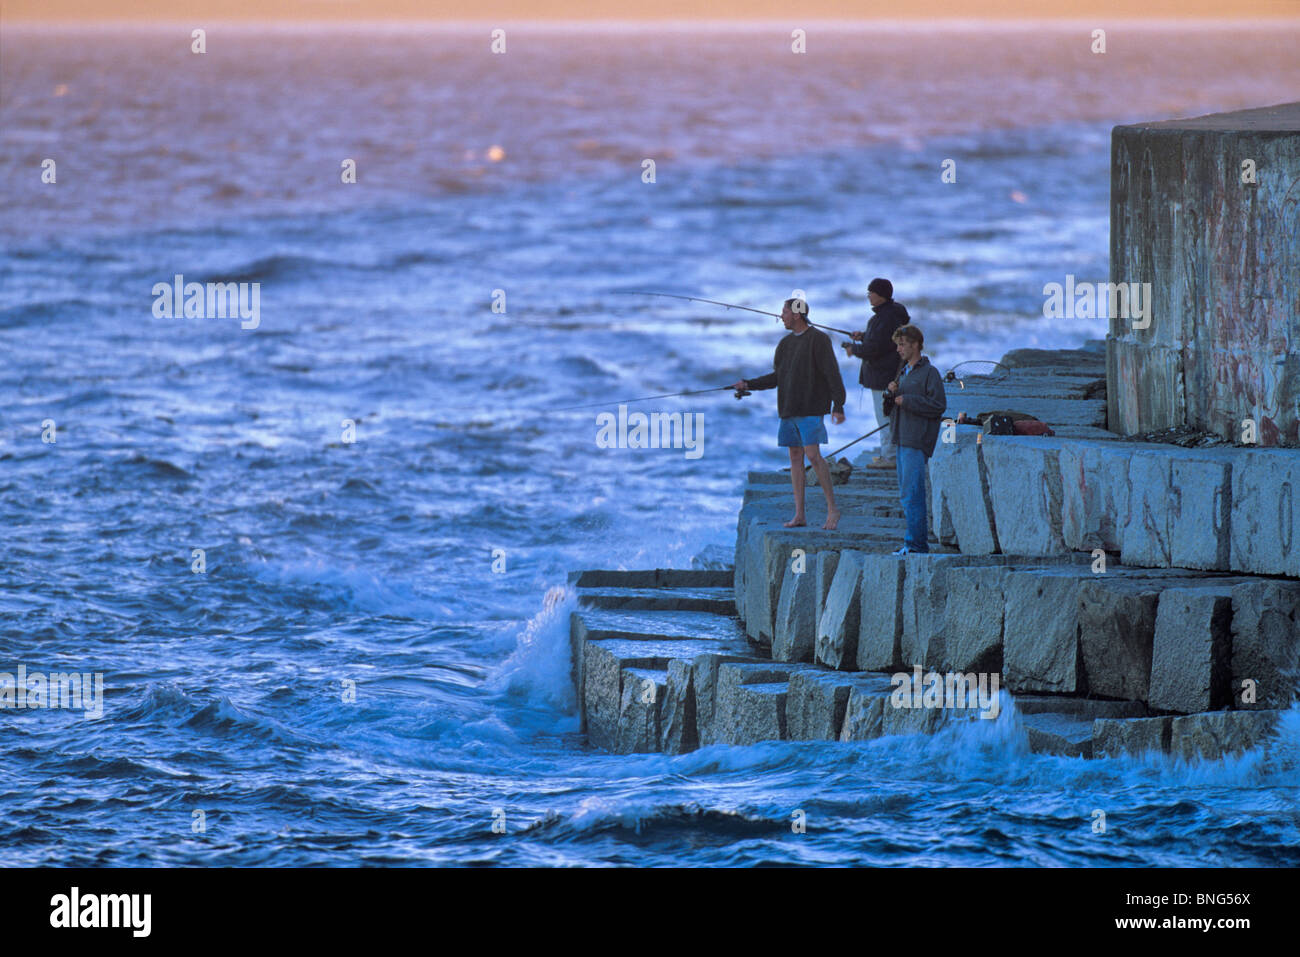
[2,22,1299,866]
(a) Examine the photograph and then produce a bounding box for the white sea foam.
[487,586,579,713]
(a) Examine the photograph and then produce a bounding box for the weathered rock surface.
[902,554,1017,669]
[981,437,1070,555]
[813,550,841,640]
[714,662,818,745]
[939,563,1012,673]
[928,425,999,554]
[1230,580,1300,710]
[1092,715,1173,757]
[1012,695,1147,720]
[617,667,667,753]
[1230,449,1300,578]
[815,551,865,670]
[857,554,905,671]
[661,659,697,754]
[1059,441,1137,552]
[772,560,817,662]
[788,671,894,741]
[1170,710,1283,760]
[692,652,768,746]
[1020,712,1094,758]
[1003,567,1092,693]
[1149,586,1234,713]
[1077,577,1162,701]
[840,685,888,742]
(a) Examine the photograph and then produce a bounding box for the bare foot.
[823,508,841,531]
[784,515,806,528]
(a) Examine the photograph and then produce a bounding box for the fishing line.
[550,385,748,412]
[616,291,857,338]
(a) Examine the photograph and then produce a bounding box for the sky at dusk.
[7,0,1300,21]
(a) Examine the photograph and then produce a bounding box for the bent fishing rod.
[616,291,857,339]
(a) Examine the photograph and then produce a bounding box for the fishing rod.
[944,360,1010,389]
[824,421,890,460]
[616,291,858,339]
[795,421,892,481]
[551,384,750,412]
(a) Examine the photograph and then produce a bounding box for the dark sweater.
[888,356,947,457]
[848,299,911,390]
[747,326,846,419]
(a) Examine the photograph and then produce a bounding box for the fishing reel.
[733,388,751,399]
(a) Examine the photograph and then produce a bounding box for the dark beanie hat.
[868,278,893,299]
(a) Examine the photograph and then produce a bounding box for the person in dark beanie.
[884,323,946,554]
[730,299,847,530]
[843,278,911,468]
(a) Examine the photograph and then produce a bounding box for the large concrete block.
[746,528,787,643]
[1013,695,1146,720]
[1077,578,1161,701]
[880,677,985,736]
[714,662,815,745]
[1093,715,1173,757]
[840,685,888,741]
[1020,712,1094,758]
[617,667,666,754]
[901,554,1009,669]
[788,671,894,741]
[1121,451,1174,567]
[733,516,751,623]
[813,550,841,636]
[815,550,865,670]
[1003,568,1090,693]
[661,659,698,755]
[981,437,1069,555]
[939,564,1011,673]
[772,560,817,662]
[1168,453,1234,570]
[730,683,789,745]
[1060,441,1135,553]
[1231,580,1300,710]
[1230,450,1300,577]
[1149,587,1234,713]
[739,527,857,643]
[929,425,998,555]
[1123,449,1235,570]
[1170,710,1283,760]
[857,554,905,671]
[692,653,766,746]
[1112,105,1300,446]
[584,643,666,751]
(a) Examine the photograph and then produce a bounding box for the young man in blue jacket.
[730,299,847,530]
[884,323,946,554]
[843,278,910,468]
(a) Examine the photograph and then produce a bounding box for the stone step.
[713,661,823,746]
[567,568,733,589]
[1093,709,1286,760]
[1012,695,1147,720]
[580,636,756,752]
[788,671,896,740]
[571,607,747,644]
[576,586,735,615]
[1020,712,1096,758]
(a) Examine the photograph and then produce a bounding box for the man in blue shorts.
[730,298,847,530]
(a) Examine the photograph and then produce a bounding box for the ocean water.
[2,22,1299,866]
